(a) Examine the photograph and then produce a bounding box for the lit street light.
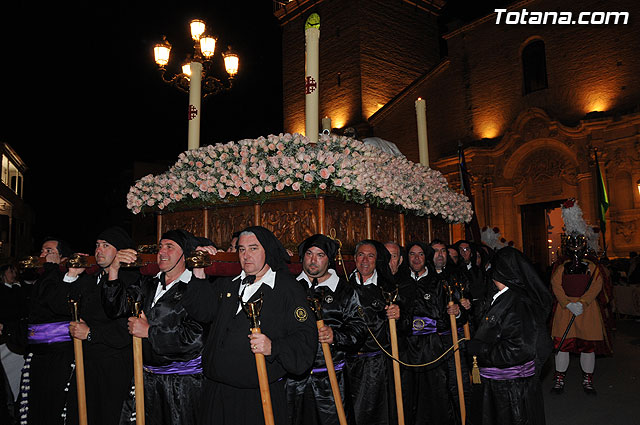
[153,19,239,151]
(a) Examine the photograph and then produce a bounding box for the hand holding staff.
[382,289,405,425]
[69,299,88,425]
[241,289,275,425]
[447,286,466,425]
[130,300,145,425]
[308,294,348,425]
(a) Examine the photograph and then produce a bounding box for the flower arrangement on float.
[127,132,473,223]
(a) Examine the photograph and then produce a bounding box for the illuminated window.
[522,40,548,94]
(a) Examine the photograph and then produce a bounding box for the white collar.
[4,281,21,288]
[155,268,192,286]
[297,269,340,292]
[492,286,509,304]
[352,269,378,286]
[233,267,276,290]
[152,269,192,307]
[411,268,428,281]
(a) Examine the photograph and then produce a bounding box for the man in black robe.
[102,229,208,425]
[346,239,400,425]
[454,240,491,331]
[65,226,137,425]
[467,247,553,425]
[19,237,77,425]
[183,226,317,425]
[286,234,366,425]
[399,241,451,425]
[429,239,471,425]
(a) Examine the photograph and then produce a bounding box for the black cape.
[286,272,366,425]
[183,270,317,425]
[102,272,206,425]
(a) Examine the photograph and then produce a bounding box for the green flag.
[595,150,609,234]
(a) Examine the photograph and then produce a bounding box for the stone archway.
[505,139,580,206]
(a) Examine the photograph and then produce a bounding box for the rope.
[358,308,468,368]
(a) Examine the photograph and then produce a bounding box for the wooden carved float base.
[150,195,451,254]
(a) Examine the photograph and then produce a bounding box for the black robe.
[20,263,77,425]
[345,275,397,425]
[470,290,546,425]
[102,273,206,425]
[286,273,366,425]
[398,273,452,425]
[67,270,137,425]
[183,270,317,425]
[429,268,472,425]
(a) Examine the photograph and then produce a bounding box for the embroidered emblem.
[295,307,308,322]
[424,293,431,300]
[412,318,425,331]
[324,295,334,304]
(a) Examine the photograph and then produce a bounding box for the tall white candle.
[188,61,203,151]
[415,97,429,166]
[305,13,320,142]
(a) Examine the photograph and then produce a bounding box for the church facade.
[274,0,640,262]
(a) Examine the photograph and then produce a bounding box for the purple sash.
[412,316,437,335]
[352,350,382,359]
[27,322,72,344]
[438,327,464,337]
[480,360,535,380]
[144,356,203,375]
[311,360,346,374]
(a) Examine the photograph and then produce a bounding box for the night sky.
[2,1,504,252]
[3,1,284,251]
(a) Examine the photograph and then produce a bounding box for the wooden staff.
[69,300,88,425]
[132,301,145,425]
[308,297,348,425]
[448,288,466,425]
[242,295,275,425]
[382,289,405,425]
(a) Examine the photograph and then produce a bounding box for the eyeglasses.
[460,247,471,252]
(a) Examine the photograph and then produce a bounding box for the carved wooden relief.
[431,216,451,244]
[207,205,255,249]
[325,198,367,253]
[160,210,204,237]
[260,199,319,251]
[371,208,399,244]
[404,213,430,245]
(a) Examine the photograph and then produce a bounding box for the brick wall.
[372,0,640,160]
[279,0,441,136]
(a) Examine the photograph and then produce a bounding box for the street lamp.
[153,19,239,151]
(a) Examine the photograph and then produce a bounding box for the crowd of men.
[0,221,609,425]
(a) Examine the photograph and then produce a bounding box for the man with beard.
[287,234,366,425]
[400,241,451,425]
[102,229,208,425]
[346,240,400,425]
[429,239,471,425]
[19,237,76,425]
[183,226,317,425]
[64,226,137,425]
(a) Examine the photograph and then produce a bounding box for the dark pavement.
[541,318,640,425]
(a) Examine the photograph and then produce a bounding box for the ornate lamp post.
[153,19,239,151]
